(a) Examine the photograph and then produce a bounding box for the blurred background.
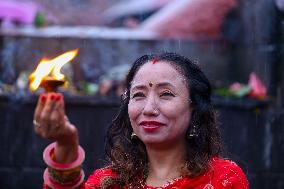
[0,0,284,188]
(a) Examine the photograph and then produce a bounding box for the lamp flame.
[29,49,78,91]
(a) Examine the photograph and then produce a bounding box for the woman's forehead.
[131,61,187,87]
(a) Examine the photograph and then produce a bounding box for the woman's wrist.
[55,142,78,164]
[55,126,79,163]
[56,124,78,146]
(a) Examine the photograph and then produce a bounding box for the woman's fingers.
[34,93,47,122]
[33,93,79,150]
[34,93,67,140]
[34,93,47,132]
[49,94,65,132]
[40,93,57,134]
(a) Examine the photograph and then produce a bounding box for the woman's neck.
[145,142,187,187]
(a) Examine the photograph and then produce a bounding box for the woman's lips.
[139,121,166,132]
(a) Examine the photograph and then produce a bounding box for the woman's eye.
[132,92,145,98]
[160,91,175,97]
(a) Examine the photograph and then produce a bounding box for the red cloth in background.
[140,0,237,40]
[248,72,267,99]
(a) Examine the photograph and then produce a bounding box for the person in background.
[33,52,249,188]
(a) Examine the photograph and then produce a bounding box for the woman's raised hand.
[33,93,79,163]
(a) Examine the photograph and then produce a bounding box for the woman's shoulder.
[210,157,247,174]
[209,157,249,189]
[85,167,117,188]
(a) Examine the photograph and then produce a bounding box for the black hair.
[103,52,222,188]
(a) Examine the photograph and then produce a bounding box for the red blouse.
[84,157,249,189]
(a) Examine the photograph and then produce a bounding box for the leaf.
[232,85,251,98]
[34,12,47,27]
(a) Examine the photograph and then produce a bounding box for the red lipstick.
[139,121,165,132]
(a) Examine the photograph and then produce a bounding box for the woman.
[34,52,249,188]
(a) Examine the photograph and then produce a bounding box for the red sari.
[84,157,249,189]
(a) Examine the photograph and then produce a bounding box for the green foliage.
[214,85,251,98]
[34,12,47,27]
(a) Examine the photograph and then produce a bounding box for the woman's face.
[128,61,192,147]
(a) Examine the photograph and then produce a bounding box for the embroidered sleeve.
[216,160,249,189]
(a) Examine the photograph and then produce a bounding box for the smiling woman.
[34,52,249,189]
[128,62,191,147]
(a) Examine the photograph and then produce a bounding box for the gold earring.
[187,124,199,139]
[131,132,137,140]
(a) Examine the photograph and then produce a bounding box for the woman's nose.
[143,95,159,116]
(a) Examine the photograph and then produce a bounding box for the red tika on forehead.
[152,58,159,64]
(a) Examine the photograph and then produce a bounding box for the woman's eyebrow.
[131,81,178,91]
[156,82,176,89]
[131,82,176,90]
[131,85,147,91]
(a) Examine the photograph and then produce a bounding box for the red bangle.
[43,142,85,170]
[43,142,85,188]
[44,169,85,189]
